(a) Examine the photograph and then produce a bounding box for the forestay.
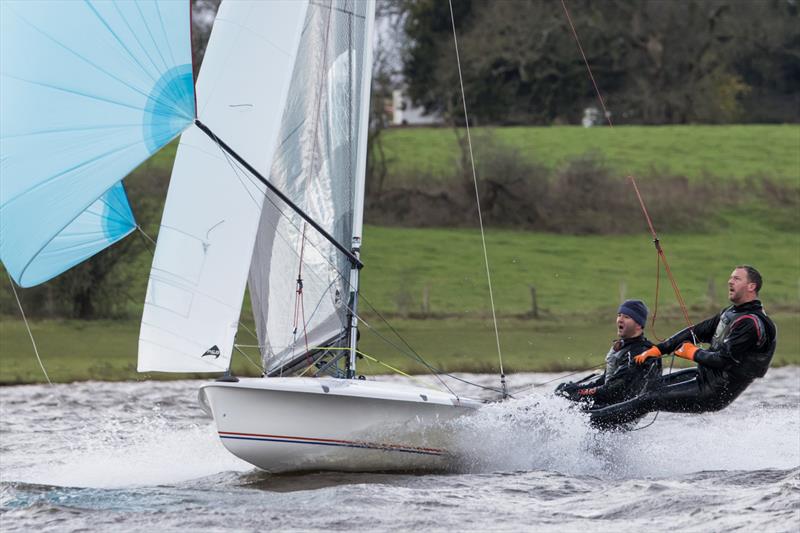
[0,0,193,287]
[249,0,374,375]
[138,1,308,372]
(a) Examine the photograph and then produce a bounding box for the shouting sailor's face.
[728,268,757,305]
[616,313,641,339]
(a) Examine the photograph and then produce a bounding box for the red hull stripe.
[218,431,446,456]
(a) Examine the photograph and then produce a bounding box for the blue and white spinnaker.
[0,0,194,287]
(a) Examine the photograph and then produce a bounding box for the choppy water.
[1,369,798,532]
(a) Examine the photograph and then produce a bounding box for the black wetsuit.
[589,300,777,428]
[557,335,661,407]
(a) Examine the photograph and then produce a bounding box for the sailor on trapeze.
[555,299,661,411]
[588,265,777,428]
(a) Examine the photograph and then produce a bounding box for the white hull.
[199,377,482,473]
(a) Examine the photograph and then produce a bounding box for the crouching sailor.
[556,299,662,410]
[589,265,777,428]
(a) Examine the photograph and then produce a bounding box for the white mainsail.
[138,1,309,372]
[248,0,374,375]
[185,0,483,475]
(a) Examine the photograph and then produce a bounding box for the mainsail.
[138,1,308,372]
[249,0,375,375]
[0,0,194,287]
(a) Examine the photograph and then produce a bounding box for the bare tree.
[191,0,221,79]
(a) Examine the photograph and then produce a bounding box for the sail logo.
[202,345,221,359]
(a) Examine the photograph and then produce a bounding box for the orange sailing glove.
[634,346,662,364]
[577,387,597,396]
[674,342,699,361]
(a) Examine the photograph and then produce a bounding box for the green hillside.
[379,125,800,184]
[359,224,799,316]
[1,124,798,383]
[2,223,798,383]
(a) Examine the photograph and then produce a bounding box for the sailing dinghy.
[1,0,482,473]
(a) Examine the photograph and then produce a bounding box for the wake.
[447,388,800,478]
[2,412,249,489]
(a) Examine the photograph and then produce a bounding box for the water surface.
[1,369,798,531]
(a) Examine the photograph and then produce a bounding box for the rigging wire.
[233,344,265,374]
[6,273,52,385]
[291,223,312,366]
[300,346,442,389]
[559,0,699,429]
[136,225,157,248]
[191,8,504,397]
[235,320,260,344]
[5,276,117,451]
[448,0,507,398]
[560,0,695,336]
[626,180,689,430]
[628,178,697,341]
[354,304,504,396]
[205,130,475,398]
[560,0,614,128]
[217,162,469,395]
[509,363,606,395]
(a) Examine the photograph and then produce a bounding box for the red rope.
[290,5,334,372]
[560,0,614,128]
[629,177,695,335]
[561,0,695,337]
[651,250,664,342]
[292,224,311,364]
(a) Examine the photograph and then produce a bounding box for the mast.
[347,0,376,378]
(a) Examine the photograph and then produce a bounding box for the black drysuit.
[557,335,661,408]
[589,300,777,428]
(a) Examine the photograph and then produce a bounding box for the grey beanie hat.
[618,299,648,328]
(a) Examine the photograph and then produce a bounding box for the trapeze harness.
[588,300,776,428]
[557,335,660,407]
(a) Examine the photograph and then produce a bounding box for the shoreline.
[3,309,798,386]
[3,363,799,387]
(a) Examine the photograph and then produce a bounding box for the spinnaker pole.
[194,119,363,271]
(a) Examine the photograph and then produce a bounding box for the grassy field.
[1,124,797,384]
[1,312,798,385]
[359,224,800,316]
[145,125,800,184]
[379,125,800,183]
[356,313,800,375]
[2,223,798,384]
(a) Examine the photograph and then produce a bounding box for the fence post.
[530,285,539,318]
[422,284,430,315]
[619,280,627,303]
[707,277,717,308]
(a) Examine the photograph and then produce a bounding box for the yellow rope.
[302,346,443,391]
[297,360,316,377]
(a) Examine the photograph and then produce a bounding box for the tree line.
[399,0,799,125]
[3,0,797,320]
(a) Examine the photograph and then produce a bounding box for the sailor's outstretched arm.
[657,314,720,354]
